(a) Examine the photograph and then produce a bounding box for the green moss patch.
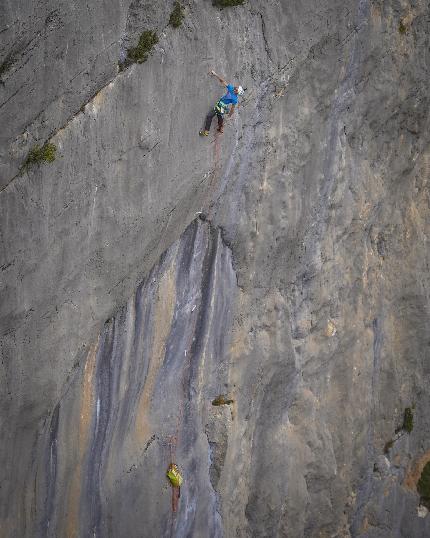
[0,54,14,81]
[399,21,407,34]
[212,395,234,406]
[418,462,430,508]
[402,407,414,433]
[169,2,185,28]
[127,30,158,64]
[384,407,414,454]
[383,439,394,454]
[395,406,414,435]
[212,0,245,7]
[23,143,57,169]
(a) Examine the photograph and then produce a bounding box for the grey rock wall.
[1,0,430,536]
[31,219,235,537]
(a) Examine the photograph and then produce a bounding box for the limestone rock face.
[32,219,236,537]
[1,1,430,537]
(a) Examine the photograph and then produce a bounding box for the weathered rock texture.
[1,0,430,537]
[32,219,235,537]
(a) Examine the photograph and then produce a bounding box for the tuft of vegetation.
[0,54,14,81]
[402,407,414,433]
[395,406,414,435]
[23,143,57,169]
[126,30,158,64]
[398,20,407,34]
[383,439,394,454]
[212,395,234,406]
[212,0,245,7]
[418,462,430,508]
[169,2,185,28]
[385,406,414,454]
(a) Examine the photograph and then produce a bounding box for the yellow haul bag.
[167,463,183,487]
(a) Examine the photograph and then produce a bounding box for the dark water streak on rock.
[82,320,115,537]
[40,403,60,536]
[32,219,236,537]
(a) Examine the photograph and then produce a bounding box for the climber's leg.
[205,108,218,131]
[216,113,224,133]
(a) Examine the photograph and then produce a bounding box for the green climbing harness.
[214,100,229,115]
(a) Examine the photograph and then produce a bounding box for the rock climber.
[199,70,244,136]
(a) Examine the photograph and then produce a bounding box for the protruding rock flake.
[325,319,337,337]
[418,505,429,519]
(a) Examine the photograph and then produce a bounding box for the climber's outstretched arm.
[209,70,227,87]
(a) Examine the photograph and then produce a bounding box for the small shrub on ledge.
[418,462,430,509]
[169,2,185,28]
[0,54,14,81]
[213,0,245,7]
[398,21,407,34]
[126,30,158,65]
[212,395,234,406]
[23,143,57,169]
[402,407,414,433]
[384,406,414,454]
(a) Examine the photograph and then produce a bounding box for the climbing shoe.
[199,130,209,136]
